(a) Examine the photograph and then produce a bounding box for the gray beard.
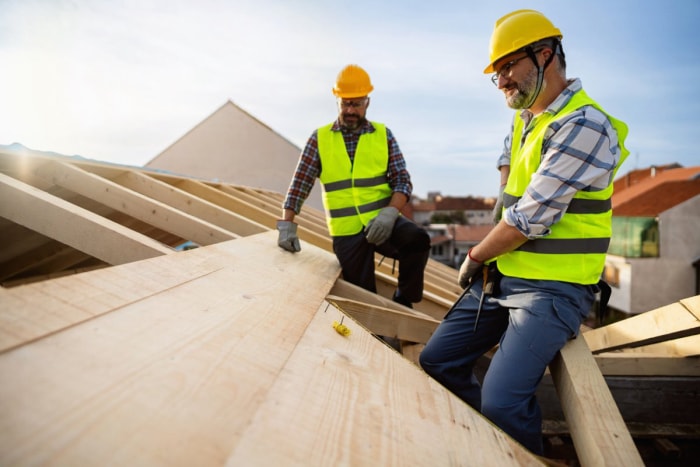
[506,67,543,110]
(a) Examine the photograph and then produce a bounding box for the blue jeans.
[419,274,596,454]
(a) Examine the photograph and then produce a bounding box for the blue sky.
[2,0,699,198]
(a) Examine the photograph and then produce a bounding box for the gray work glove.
[492,185,505,224]
[458,248,483,289]
[365,206,399,245]
[276,220,301,253]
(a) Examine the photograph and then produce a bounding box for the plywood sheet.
[0,232,540,466]
[225,302,540,467]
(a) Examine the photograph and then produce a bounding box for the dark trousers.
[332,217,430,303]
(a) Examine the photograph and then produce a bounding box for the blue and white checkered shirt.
[497,78,625,239]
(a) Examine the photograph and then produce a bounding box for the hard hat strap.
[522,40,559,109]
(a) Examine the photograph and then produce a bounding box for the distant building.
[412,193,495,227]
[606,165,700,314]
[146,100,323,211]
[426,224,494,268]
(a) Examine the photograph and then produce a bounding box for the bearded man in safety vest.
[278,64,431,313]
[420,10,629,455]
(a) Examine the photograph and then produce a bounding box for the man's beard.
[505,67,544,110]
[340,114,365,131]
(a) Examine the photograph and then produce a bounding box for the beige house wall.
[146,100,323,211]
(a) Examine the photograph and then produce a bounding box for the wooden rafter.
[0,173,171,264]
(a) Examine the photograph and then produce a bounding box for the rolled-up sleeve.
[504,106,622,239]
[386,127,413,198]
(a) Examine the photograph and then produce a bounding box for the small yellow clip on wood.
[332,316,351,337]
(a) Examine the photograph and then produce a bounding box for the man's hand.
[492,185,505,224]
[277,220,301,252]
[365,207,399,245]
[458,248,483,289]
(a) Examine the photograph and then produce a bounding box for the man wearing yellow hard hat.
[420,10,629,454]
[278,64,430,318]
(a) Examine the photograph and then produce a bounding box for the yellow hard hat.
[484,9,562,74]
[332,64,374,98]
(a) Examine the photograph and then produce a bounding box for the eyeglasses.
[338,98,368,109]
[490,54,530,86]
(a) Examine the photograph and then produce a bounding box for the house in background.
[606,165,700,314]
[146,100,324,211]
[412,192,495,226]
[427,224,494,268]
[411,193,495,267]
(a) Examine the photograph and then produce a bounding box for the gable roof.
[146,100,323,210]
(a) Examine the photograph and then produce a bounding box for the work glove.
[276,220,301,253]
[458,248,483,289]
[365,207,399,245]
[492,185,505,224]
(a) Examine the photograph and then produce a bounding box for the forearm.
[387,192,409,211]
[469,220,528,263]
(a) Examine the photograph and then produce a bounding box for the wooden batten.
[549,336,644,466]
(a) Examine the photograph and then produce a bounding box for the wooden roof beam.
[0,173,171,265]
[549,336,644,466]
[325,295,439,344]
[30,161,237,246]
[583,296,700,354]
[113,171,267,238]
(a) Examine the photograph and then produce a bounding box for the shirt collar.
[519,78,582,121]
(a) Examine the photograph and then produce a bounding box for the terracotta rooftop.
[613,163,683,192]
[614,180,700,216]
[430,224,494,245]
[612,165,700,216]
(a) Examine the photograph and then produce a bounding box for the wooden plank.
[114,171,267,238]
[601,333,700,358]
[216,183,335,250]
[583,299,700,354]
[31,161,236,246]
[325,295,440,344]
[549,336,644,466]
[375,272,451,320]
[681,295,700,320]
[174,179,276,228]
[0,232,543,466]
[0,232,343,466]
[593,353,700,376]
[0,173,171,264]
[225,301,543,466]
[0,240,240,353]
[330,277,449,322]
[543,420,700,439]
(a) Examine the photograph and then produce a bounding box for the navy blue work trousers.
[420,274,596,454]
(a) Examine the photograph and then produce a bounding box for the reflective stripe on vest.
[317,122,392,236]
[498,89,629,284]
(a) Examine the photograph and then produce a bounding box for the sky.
[2,0,699,199]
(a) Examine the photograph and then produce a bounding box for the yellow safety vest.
[317,122,393,236]
[498,89,629,284]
